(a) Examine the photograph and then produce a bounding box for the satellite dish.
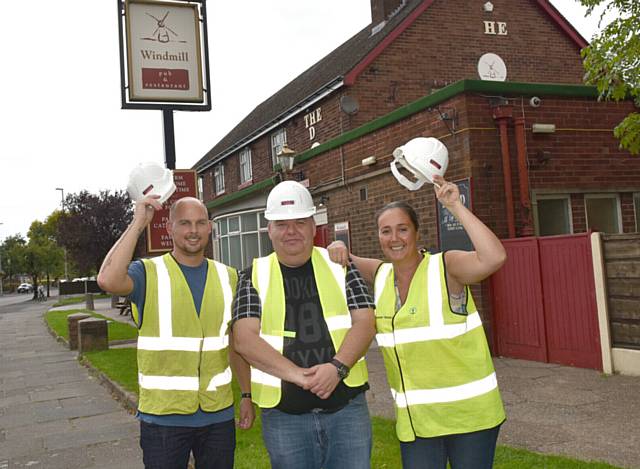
[340,95,359,115]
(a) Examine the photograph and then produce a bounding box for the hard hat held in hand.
[265,180,316,221]
[390,137,449,191]
[127,162,176,204]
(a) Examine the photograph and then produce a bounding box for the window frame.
[214,163,225,195]
[213,209,273,270]
[271,129,287,168]
[533,193,573,236]
[239,147,253,184]
[585,193,622,234]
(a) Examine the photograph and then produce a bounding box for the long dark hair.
[375,201,420,231]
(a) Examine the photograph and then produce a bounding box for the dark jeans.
[139,419,235,469]
[400,424,501,469]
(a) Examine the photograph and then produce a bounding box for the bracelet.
[241,392,252,399]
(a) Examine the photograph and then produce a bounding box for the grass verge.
[45,308,138,341]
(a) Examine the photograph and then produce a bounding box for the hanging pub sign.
[147,169,199,253]
[436,178,473,251]
[118,0,211,110]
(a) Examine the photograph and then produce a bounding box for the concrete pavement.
[2,295,639,468]
[0,296,143,468]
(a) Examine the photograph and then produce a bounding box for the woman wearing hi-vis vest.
[328,174,507,469]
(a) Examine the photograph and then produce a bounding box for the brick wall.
[202,0,588,210]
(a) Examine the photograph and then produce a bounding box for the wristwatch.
[330,358,350,380]
[241,392,252,399]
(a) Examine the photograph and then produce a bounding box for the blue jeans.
[139,419,235,469]
[400,424,501,469]
[261,392,372,469]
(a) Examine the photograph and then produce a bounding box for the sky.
[0,0,615,241]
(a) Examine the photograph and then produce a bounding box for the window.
[585,194,621,233]
[634,193,640,232]
[271,129,287,167]
[214,210,273,270]
[214,164,225,195]
[239,147,252,184]
[197,175,204,200]
[535,195,572,236]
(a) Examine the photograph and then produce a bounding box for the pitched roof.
[194,0,587,171]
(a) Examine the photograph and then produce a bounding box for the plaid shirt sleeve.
[231,267,262,325]
[345,262,375,311]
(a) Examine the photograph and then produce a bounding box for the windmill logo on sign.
[141,11,187,44]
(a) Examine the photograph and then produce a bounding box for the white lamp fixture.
[277,143,296,172]
[532,123,556,134]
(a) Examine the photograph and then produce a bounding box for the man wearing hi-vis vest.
[98,195,255,469]
[231,180,376,469]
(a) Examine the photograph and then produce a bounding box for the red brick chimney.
[371,0,406,26]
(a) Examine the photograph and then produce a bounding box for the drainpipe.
[492,105,516,238]
[514,116,534,236]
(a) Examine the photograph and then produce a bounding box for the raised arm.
[97,195,163,295]
[433,175,506,288]
[327,241,382,286]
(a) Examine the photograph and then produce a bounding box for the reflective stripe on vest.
[374,253,505,441]
[136,254,236,415]
[250,247,368,407]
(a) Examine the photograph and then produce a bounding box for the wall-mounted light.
[532,123,556,134]
[361,155,377,166]
[277,143,296,172]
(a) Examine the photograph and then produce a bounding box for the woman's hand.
[327,240,349,266]
[433,175,461,210]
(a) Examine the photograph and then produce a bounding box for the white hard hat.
[390,137,449,191]
[127,162,176,204]
[265,180,316,221]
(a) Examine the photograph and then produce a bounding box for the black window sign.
[437,178,473,251]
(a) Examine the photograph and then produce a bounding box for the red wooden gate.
[490,233,602,370]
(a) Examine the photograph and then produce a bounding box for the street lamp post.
[55,188,68,280]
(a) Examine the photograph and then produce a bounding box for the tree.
[25,217,65,298]
[56,190,133,275]
[0,235,27,292]
[580,0,640,154]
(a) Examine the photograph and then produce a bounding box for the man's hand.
[238,398,255,430]
[327,240,349,267]
[303,363,341,399]
[133,195,163,228]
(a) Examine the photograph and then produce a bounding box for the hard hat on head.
[390,137,449,191]
[127,162,176,204]
[265,180,316,221]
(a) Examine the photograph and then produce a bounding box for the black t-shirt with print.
[278,260,367,414]
[232,258,374,414]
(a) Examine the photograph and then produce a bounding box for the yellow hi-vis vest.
[250,247,368,408]
[374,252,505,442]
[135,254,237,415]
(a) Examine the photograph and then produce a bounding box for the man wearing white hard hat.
[98,170,255,469]
[232,180,376,469]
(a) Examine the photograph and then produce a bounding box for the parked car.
[17,283,33,293]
